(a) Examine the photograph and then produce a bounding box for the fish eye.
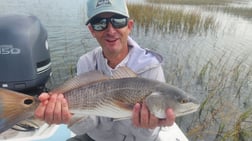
[180,99,188,104]
[24,99,34,105]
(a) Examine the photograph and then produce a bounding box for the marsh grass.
[221,7,252,19]
[147,0,236,5]
[130,1,252,140]
[127,3,219,36]
[172,50,252,140]
[201,5,252,20]
[147,0,252,19]
[148,28,252,140]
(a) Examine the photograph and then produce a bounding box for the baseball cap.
[85,0,129,25]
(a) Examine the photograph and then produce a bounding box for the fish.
[0,67,199,133]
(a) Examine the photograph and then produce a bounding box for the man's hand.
[132,103,175,129]
[34,93,72,124]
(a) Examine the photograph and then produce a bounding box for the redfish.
[0,67,199,133]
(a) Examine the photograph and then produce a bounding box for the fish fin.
[111,67,137,79]
[68,115,88,127]
[0,88,36,133]
[82,101,133,118]
[111,101,134,118]
[52,67,136,93]
[144,92,168,119]
[112,117,131,121]
[51,71,109,93]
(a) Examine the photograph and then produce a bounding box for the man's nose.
[105,22,116,33]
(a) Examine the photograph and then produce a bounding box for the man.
[35,0,175,140]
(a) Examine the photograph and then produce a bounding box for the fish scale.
[65,77,173,117]
[66,78,151,108]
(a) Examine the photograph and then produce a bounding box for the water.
[1,0,252,140]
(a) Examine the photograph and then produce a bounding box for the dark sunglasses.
[90,15,128,31]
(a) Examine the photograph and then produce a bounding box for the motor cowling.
[0,15,51,92]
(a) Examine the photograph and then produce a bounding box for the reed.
[146,0,252,19]
[127,3,252,139]
[127,3,218,36]
[222,7,252,19]
[174,50,252,140]
[147,0,234,5]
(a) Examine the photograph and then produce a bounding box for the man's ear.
[88,24,96,37]
[127,19,134,33]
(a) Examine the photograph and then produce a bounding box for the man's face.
[88,13,133,57]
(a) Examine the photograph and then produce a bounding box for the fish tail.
[0,88,37,133]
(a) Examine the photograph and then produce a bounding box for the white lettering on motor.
[0,45,21,55]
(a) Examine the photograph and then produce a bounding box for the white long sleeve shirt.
[69,36,169,141]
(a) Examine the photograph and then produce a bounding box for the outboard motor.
[0,15,51,93]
